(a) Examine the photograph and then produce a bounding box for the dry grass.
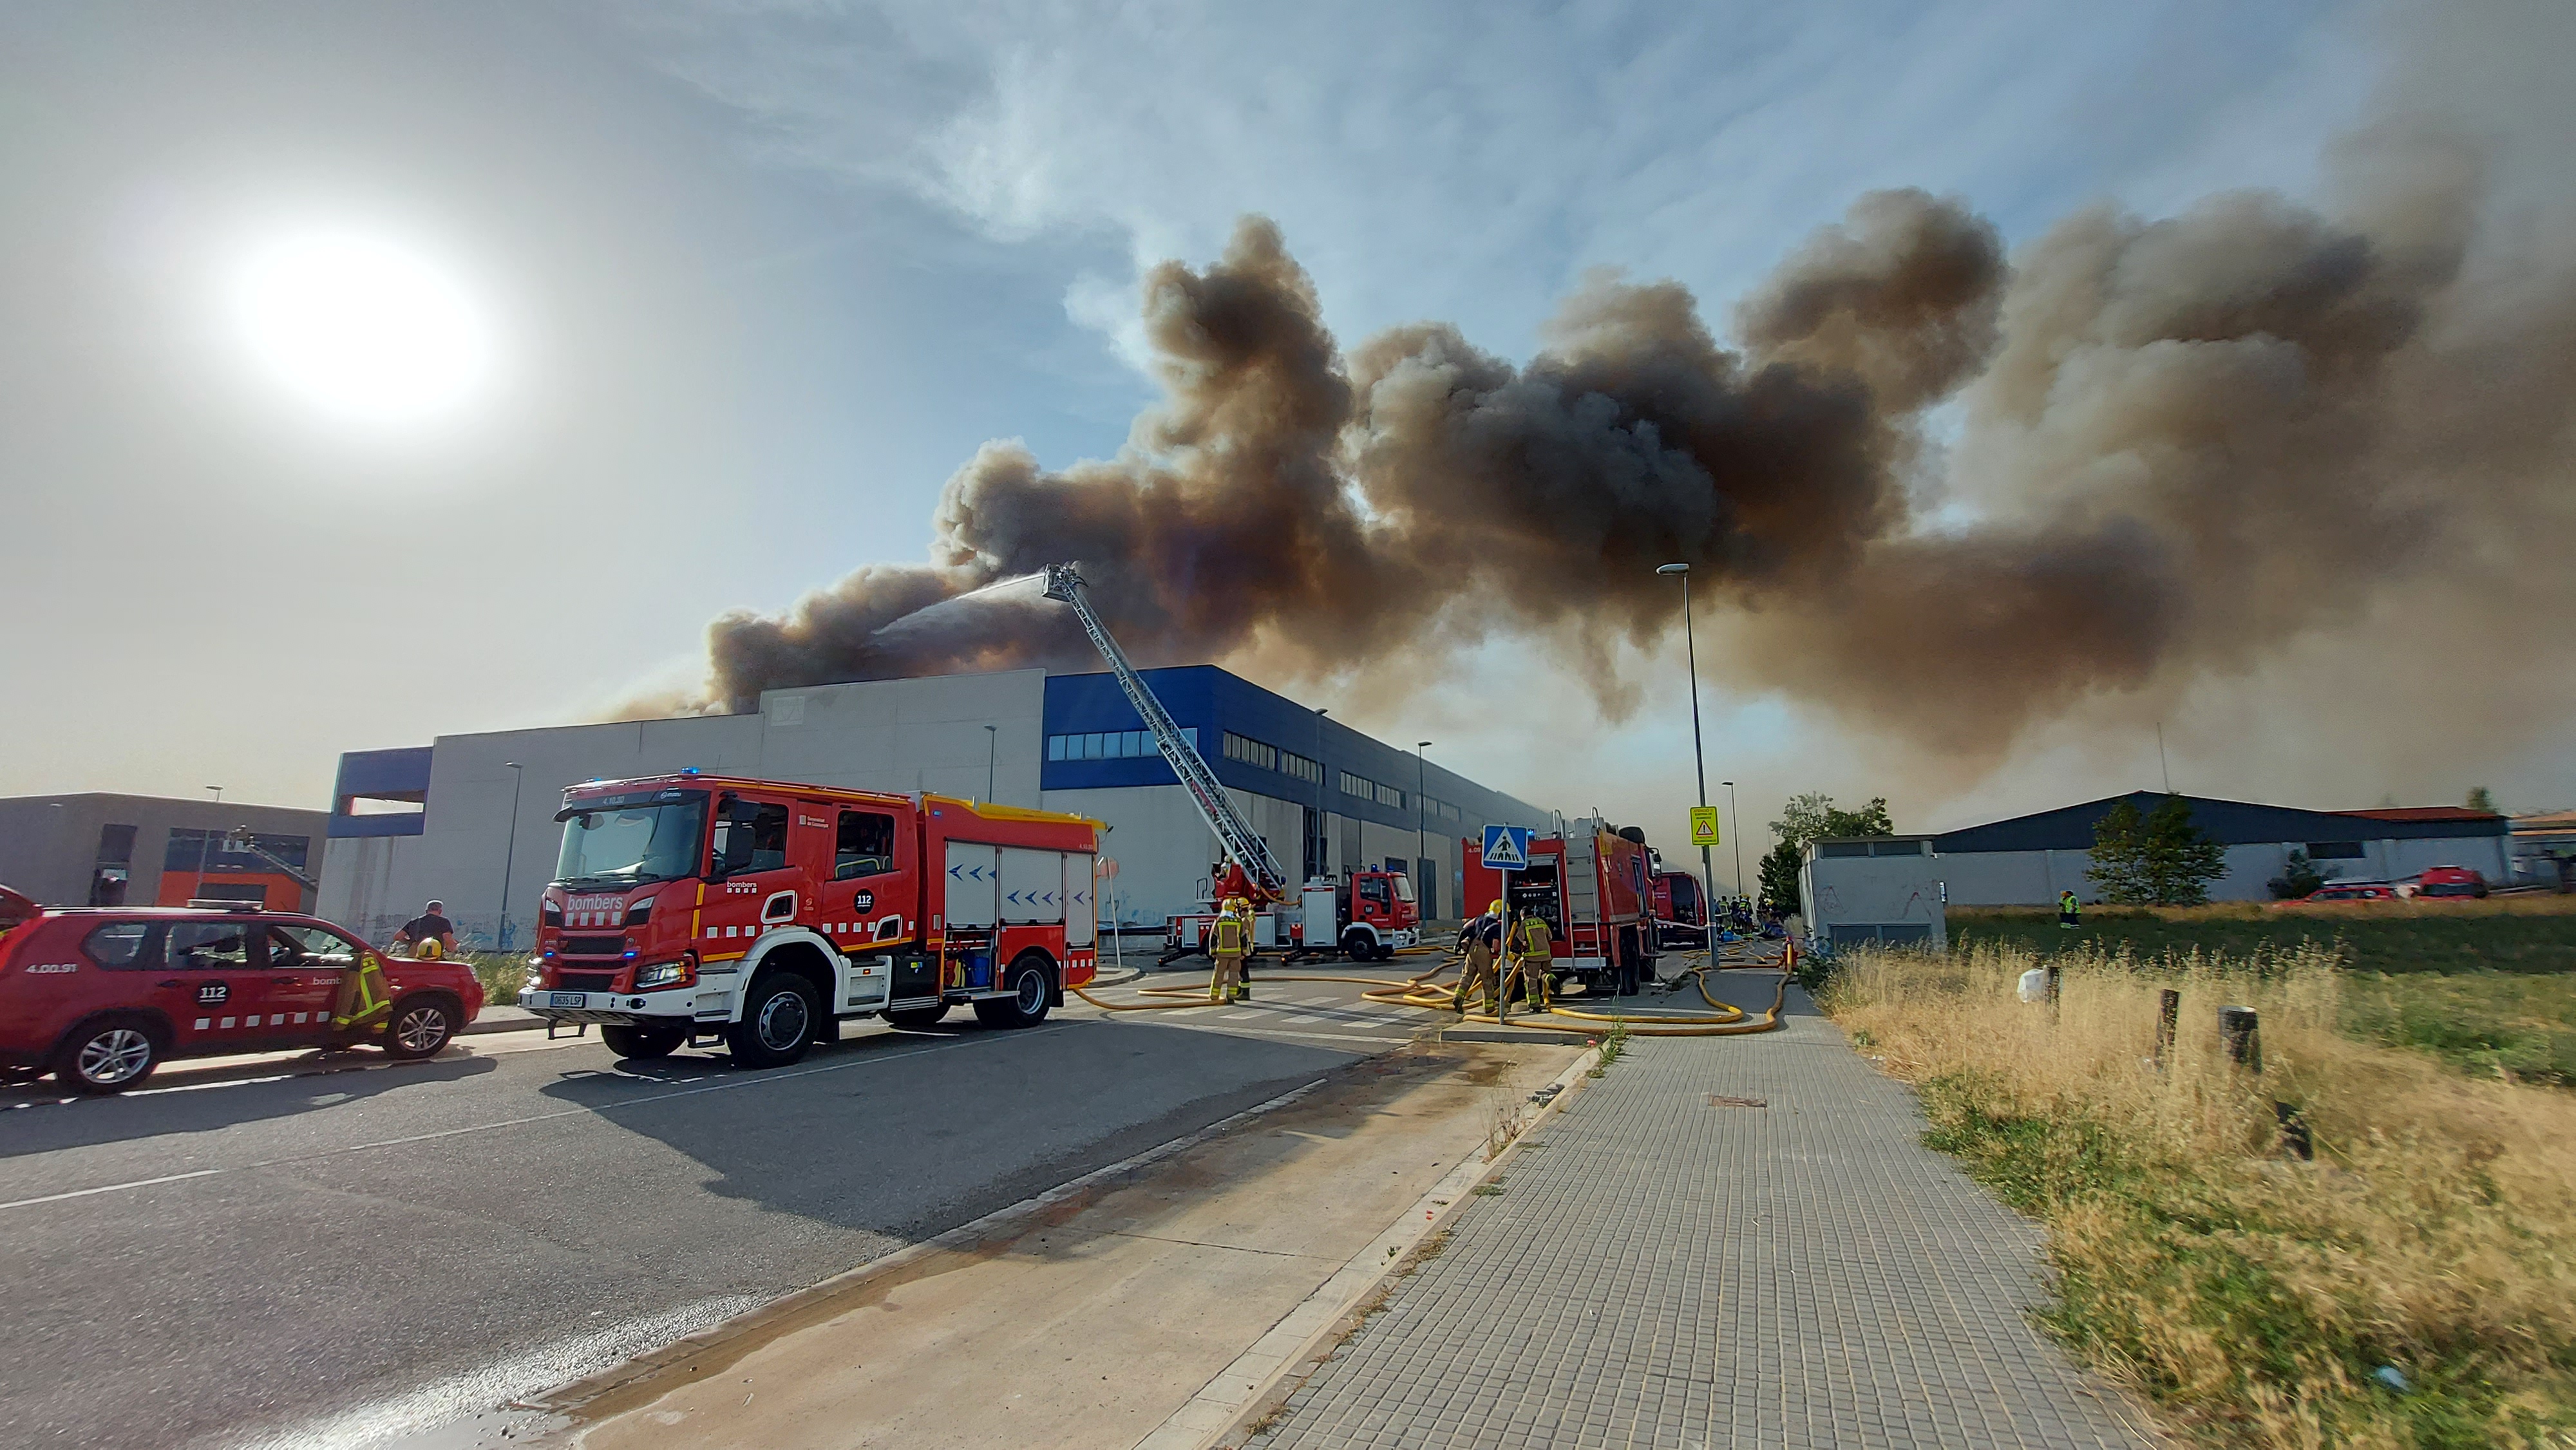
[1828,943,2576,1447]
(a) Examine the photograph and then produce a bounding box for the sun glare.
[230,230,498,427]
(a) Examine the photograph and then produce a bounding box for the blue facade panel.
[1039,667,1546,833]
[328,746,433,838]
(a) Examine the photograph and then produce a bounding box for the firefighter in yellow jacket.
[1208,897,1253,1004]
[1451,899,1506,1019]
[1508,906,1555,1013]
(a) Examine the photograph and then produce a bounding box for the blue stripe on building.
[1933,792,2509,854]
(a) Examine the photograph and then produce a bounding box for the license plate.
[549,992,587,1008]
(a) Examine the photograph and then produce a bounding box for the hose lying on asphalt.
[1071,936,1794,1037]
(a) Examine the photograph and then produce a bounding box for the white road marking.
[0,1027,1056,1214]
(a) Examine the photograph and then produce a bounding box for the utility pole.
[497,762,525,953]
[1312,708,1329,882]
[1656,563,1718,921]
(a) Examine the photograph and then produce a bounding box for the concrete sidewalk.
[1240,980,2161,1450]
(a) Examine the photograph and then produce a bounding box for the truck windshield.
[1392,874,1416,904]
[554,798,706,888]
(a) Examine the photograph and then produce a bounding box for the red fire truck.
[1648,864,1710,950]
[520,774,1099,1068]
[1166,865,1421,963]
[1461,820,1660,997]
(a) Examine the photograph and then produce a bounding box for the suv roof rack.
[184,899,265,913]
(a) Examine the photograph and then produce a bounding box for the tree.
[2267,849,2334,900]
[2466,786,2497,814]
[2089,795,2228,906]
[1760,792,1895,911]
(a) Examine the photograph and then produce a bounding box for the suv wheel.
[383,996,460,1059]
[728,975,817,1069]
[54,1015,162,1094]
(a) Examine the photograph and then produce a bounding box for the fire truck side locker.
[1563,831,1607,974]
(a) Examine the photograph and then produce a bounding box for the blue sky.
[3,0,2563,863]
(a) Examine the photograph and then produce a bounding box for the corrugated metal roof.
[1934,791,2512,855]
[2334,807,2506,823]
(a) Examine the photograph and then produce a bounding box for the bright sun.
[231,230,498,427]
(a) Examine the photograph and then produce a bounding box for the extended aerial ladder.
[1043,563,1291,905]
[222,826,320,892]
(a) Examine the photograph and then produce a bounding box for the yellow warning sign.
[1689,807,1721,847]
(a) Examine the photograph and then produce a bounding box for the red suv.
[0,886,484,1093]
[2414,866,2491,899]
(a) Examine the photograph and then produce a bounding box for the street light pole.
[1721,780,1743,902]
[1311,708,1329,882]
[193,785,223,901]
[497,762,525,953]
[1414,741,1432,911]
[1655,563,1717,925]
[984,724,998,802]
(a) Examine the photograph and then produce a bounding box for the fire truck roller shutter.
[945,843,999,928]
[1065,855,1095,948]
[998,849,1065,925]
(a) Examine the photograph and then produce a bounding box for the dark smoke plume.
[697,146,2576,766]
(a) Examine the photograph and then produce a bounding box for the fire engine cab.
[1165,865,1419,962]
[522,774,1099,1068]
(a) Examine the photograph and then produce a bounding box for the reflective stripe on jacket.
[1511,918,1552,961]
[1209,916,1247,955]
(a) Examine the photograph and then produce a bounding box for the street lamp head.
[506,761,521,770]
[1417,740,1432,749]
[1656,562,1689,576]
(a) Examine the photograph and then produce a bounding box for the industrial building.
[1798,791,2516,925]
[319,665,1549,950]
[0,793,327,911]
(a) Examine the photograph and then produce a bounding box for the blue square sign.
[1481,825,1531,869]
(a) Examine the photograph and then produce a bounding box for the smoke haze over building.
[696,120,2575,776]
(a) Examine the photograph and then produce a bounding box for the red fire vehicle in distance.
[1461,819,1660,997]
[1166,862,1419,962]
[522,774,1099,1068]
[1647,865,1710,951]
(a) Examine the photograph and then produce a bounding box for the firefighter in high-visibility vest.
[1508,906,1555,1013]
[1451,899,1506,1018]
[1209,897,1252,1004]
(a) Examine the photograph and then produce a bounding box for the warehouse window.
[1280,751,1323,785]
[1223,732,1279,772]
[2306,841,2367,860]
[1341,771,1372,798]
[1376,782,1404,809]
[1046,728,1193,762]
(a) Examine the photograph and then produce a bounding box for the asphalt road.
[0,974,1438,1450]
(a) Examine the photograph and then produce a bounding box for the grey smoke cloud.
[696,136,2574,771]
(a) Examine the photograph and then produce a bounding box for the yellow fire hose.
[1071,936,1795,1037]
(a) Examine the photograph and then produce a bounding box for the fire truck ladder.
[1042,563,1290,901]
[223,826,319,892]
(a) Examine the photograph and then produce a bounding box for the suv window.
[265,924,361,968]
[168,921,254,970]
[836,811,895,880]
[711,800,790,876]
[82,921,161,969]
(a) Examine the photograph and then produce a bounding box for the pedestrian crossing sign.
[1481,825,1530,869]
[1689,807,1721,847]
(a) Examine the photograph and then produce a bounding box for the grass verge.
[458,952,527,1012]
[1949,895,2576,977]
[1827,944,2576,1447]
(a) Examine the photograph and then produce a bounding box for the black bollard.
[2154,988,2179,1068]
[2219,1006,2262,1073]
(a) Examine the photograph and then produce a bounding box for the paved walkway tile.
[1246,984,2159,1449]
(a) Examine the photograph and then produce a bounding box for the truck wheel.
[974,956,1054,1028]
[884,1004,950,1030]
[383,995,460,1060]
[601,1024,686,1060]
[1342,928,1375,961]
[52,1014,162,1094]
[728,975,818,1068]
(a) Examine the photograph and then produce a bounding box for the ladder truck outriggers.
[1041,564,1419,965]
